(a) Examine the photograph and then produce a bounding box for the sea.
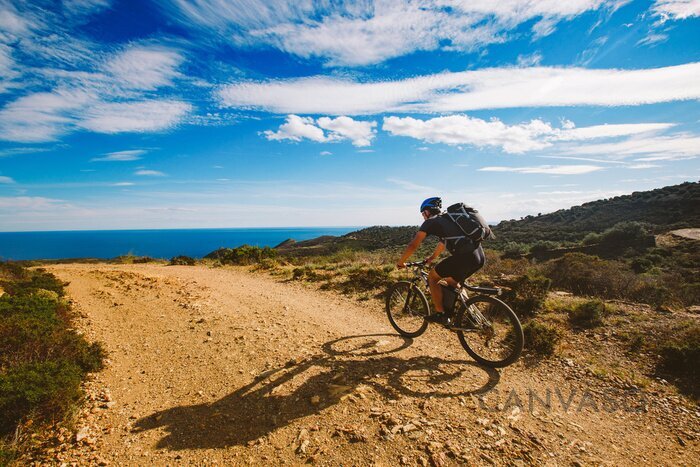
[0,227,359,261]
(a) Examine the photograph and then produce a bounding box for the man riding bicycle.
[396,197,486,325]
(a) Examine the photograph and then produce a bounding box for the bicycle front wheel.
[454,295,523,368]
[386,281,429,338]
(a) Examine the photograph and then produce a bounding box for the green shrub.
[132,256,157,264]
[598,221,653,252]
[0,293,65,322]
[568,299,607,328]
[0,268,66,297]
[632,281,672,308]
[500,274,551,318]
[0,262,105,446]
[523,321,561,356]
[545,253,637,299]
[340,267,392,294]
[631,257,653,273]
[582,232,601,245]
[529,241,559,255]
[291,266,324,282]
[205,245,277,265]
[169,255,196,266]
[0,360,84,435]
[658,321,700,390]
[501,242,528,259]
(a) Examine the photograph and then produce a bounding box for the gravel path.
[42,263,698,466]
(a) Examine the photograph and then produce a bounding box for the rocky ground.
[19,263,700,466]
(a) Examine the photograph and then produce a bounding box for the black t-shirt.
[419,215,476,254]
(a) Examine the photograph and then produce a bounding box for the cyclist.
[396,197,486,325]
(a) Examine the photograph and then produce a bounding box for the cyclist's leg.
[431,255,464,314]
[427,267,446,313]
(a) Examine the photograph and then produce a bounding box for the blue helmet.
[420,197,442,213]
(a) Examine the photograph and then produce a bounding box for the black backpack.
[441,203,494,254]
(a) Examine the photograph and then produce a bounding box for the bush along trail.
[13,261,695,465]
[0,263,105,464]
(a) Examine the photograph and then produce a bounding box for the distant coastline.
[0,227,361,261]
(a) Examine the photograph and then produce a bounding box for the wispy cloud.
[383,115,672,154]
[0,175,16,183]
[135,170,166,176]
[103,45,184,91]
[651,0,700,22]
[79,100,192,134]
[0,42,191,142]
[165,0,626,66]
[637,33,669,47]
[263,115,376,147]
[556,133,700,161]
[91,149,147,162]
[386,178,435,192]
[218,62,700,115]
[478,165,604,175]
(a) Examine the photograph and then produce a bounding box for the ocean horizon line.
[0,226,371,234]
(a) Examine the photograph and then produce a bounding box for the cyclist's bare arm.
[426,241,445,264]
[397,231,427,267]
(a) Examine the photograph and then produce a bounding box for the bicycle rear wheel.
[454,295,523,367]
[386,281,429,338]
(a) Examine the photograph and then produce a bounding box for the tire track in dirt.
[44,263,698,466]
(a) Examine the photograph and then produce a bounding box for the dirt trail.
[43,263,698,466]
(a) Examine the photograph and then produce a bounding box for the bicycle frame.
[407,263,469,312]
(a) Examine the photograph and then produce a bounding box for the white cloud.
[320,151,332,156]
[0,175,15,183]
[559,133,700,160]
[383,115,673,154]
[384,115,552,153]
[479,165,604,175]
[111,182,135,186]
[135,170,166,176]
[626,163,660,169]
[0,40,191,142]
[651,0,700,22]
[62,0,112,17]
[317,116,376,147]
[264,114,377,147]
[0,89,89,142]
[218,62,700,115]
[104,45,183,91]
[264,115,326,143]
[79,100,192,134]
[0,196,65,209]
[636,33,669,47]
[166,0,626,66]
[386,177,435,192]
[90,149,146,162]
[516,52,543,67]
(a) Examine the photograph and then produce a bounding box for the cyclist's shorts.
[435,245,485,283]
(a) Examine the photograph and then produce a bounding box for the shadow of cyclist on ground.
[133,334,500,451]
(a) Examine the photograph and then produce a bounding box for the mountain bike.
[385,261,523,368]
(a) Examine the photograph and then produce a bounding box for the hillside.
[276,182,700,254]
[492,181,700,246]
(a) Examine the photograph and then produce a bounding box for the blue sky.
[0,0,698,231]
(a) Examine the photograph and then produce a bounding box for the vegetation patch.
[205,245,277,265]
[338,266,393,295]
[523,320,561,356]
[568,299,607,328]
[499,274,551,318]
[0,263,105,458]
[169,255,196,266]
[657,320,700,395]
